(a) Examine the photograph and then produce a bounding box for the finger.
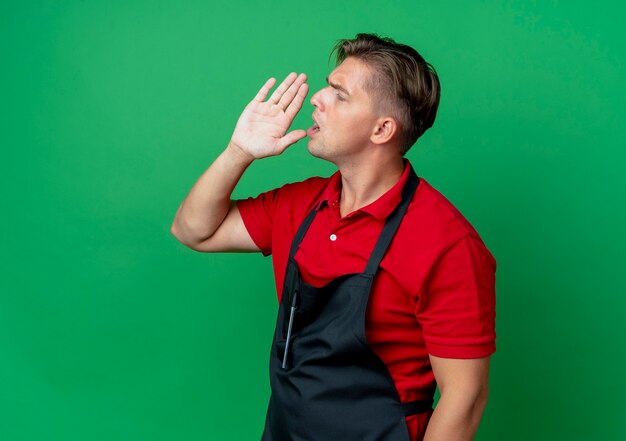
[275,129,307,153]
[277,73,307,110]
[253,77,276,102]
[284,83,310,121]
[268,72,298,104]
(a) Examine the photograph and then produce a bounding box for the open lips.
[307,116,321,137]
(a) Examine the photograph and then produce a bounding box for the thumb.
[275,129,307,153]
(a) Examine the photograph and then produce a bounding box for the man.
[171,33,496,441]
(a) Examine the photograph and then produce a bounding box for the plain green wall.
[2,1,624,440]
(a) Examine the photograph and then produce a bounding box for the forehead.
[329,57,373,96]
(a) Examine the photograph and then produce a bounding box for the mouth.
[307,119,321,137]
[306,124,320,136]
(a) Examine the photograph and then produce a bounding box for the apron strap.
[288,203,321,260]
[363,166,419,276]
[402,398,434,416]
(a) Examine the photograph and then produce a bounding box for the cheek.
[326,107,373,141]
[343,114,372,138]
[335,109,364,128]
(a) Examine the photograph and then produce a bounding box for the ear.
[370,116,398,145]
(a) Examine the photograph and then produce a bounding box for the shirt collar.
[315,159,413,220]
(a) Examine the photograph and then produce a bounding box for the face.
[307,57,379,162]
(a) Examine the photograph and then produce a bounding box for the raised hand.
[229,72,309,160]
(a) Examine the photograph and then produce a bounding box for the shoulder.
[236,173,336,258]
[384,175,496,295]
[238,172,336,228]
[240,173,332,205]
[414,178,482,237]
[399,176,495,264]
[274,174,332,202]
[266,174,334,218]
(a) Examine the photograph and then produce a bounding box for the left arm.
[423,355,491,441]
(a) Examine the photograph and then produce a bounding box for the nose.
[310,87,325,111]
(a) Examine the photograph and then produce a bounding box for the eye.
[335,90,345,101]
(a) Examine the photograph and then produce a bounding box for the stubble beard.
[307,138,326,160]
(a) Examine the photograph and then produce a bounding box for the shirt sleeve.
[415,234,497,358]
[235,188,281,257]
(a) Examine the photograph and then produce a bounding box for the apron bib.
[261,168,432,441]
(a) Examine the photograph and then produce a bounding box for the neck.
[336,154,405,218]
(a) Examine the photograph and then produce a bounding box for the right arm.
[170,72,309,252]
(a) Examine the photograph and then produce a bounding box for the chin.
[306,140,324,159]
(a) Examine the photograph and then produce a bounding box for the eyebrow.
[326,76,351,96]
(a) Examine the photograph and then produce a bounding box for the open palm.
[230,72,310,159]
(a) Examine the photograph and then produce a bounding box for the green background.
[2,1,624,440]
